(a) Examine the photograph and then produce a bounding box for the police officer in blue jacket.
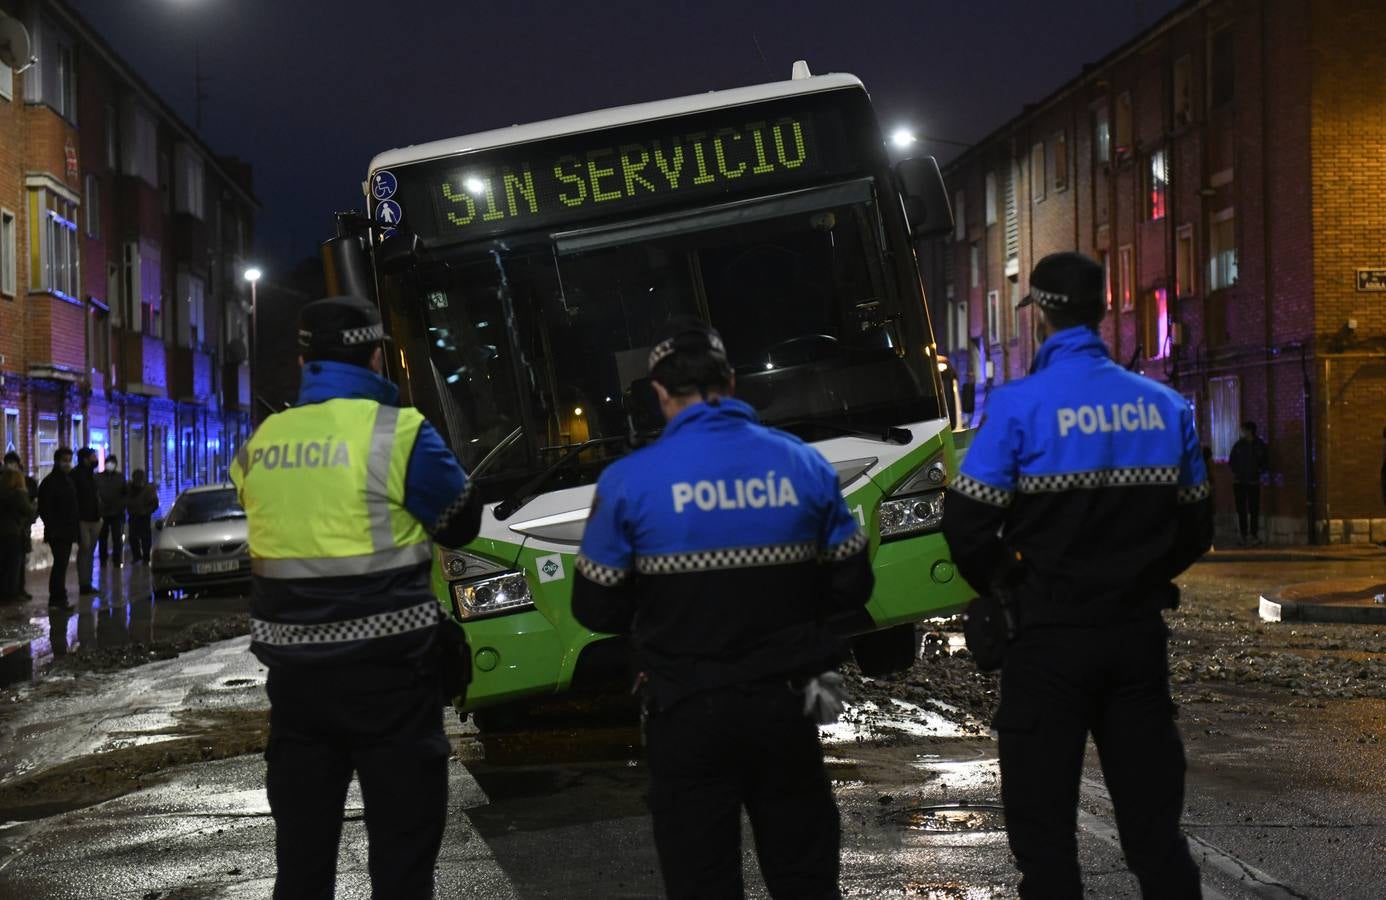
[942,253,1212,898]
[572,317,873,900]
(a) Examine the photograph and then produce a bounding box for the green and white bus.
[328,64,972,718]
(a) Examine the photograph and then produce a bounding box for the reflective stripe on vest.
[250,599,439,646]
[231,398,429,578]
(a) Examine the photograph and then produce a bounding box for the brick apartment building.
[920,0,1386,544]
[0,0,258,515]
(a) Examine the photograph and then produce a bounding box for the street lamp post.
[243,267,262,425]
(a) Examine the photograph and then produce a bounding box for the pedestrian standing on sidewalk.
[97,455,128,565]
[0,468,35,602]
[38,448,80,610]
[4,452,38,598]
[1229,422,1269,546]
[572,317,874,900]
[231,296,481,899]
[942,252,1212,898]
[127,469,159,564]
[72,447,101,594]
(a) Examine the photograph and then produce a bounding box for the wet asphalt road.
[0,553,1382,898]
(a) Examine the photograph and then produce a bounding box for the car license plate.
[194,560,240,575]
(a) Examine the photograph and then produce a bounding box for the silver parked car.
[150,483,250,597]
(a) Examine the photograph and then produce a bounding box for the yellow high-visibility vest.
[231,399,429,579]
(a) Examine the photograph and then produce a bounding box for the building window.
[69,414,84,452]
[105,104,118,169]
[1148,150,1168,220]
[1005,161,1020,261]
[121,101,159,188]
[984,172,997,227]
[1115,92,1133,159]
[129,424,145,476]
[1118,245,1134,312]
[1052,131,1068,192]
[84,175,101,238]
[954,189,965,241]
[1030,143,1046,202]
[1176,224,1196,296]
[1094,105,1111,165]
[177,269,207,349]
[3,409,18,455]
[124,239,164,337]
[174,144,206,220]
[1142,288,1169,359]
[36,417,59,481]
[29,19,78,121]
[29,190,80,301]
[1173,55,1193,125]
[0,208,15,297]
[1211,28,1234,108]
[969,241,981,289]
[182,427,196,485]
[1209,209,1238,290]
[87,304,111,378]
[986,290,1001,346]
[1007,279,1020,343]
[1208,376,1240,462]
[954,300,968,351]
[0,60,13,102]
[1098,248,1112,309]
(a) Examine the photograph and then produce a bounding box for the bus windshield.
[384,178,941,500]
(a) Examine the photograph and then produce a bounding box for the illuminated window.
[1115,93,1133,159]
[1030,143,1046,202]
[0,208,15,296]
[3,409,18,456]
[984,172,997,226]
[1176,224,1195,296]
[1148,150,1168,220]
[36,417,59,481]
[29,189,80,301]
[1208,376,1240,462]
[1094,105,1111,165]
[1209,210,1238,290]
[986,290,1001,346]
[969,241,981,289]
[1052,132,1068,192]
[1143,288,1169,359]
[1118,245,1134,312]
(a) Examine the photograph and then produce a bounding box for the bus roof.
[367,72,865,176]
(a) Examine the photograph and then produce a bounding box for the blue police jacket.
[247,360,480,669]
[572,397,873,707]
[941,326,1212,624]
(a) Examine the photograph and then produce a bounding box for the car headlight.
[876,451,948,541]
[151,549,183,564]
[452,570,534,619]
[437,547,473,580]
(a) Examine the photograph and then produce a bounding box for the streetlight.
[891,127,917,149]
[243,267,262,425]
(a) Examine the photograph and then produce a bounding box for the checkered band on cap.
[635,541,818,575]
[1031,287,1072,309]
[1177,481,1212,504]
[949,473,1015,508]
[822,529,868,563]
[647,332,727,371]
[250,600,439,647]
[1016,466,1180,493]
[342,323,386,345]
[575,554,630,587]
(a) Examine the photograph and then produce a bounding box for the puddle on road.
[821,698,970,744]
[0,571,249,688]
[887,803,1007,833]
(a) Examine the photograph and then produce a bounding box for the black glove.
[437,617,472,702]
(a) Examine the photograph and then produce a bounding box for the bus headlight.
[453,570,534,619]
[876,451,948,541]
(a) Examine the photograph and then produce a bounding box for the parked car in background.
[150,484,249,597]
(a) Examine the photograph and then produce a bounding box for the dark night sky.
[68,0,1181,274]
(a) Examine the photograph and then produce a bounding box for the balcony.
[169,345,215,404]
[222,361,250,412]
[119,332,167,397]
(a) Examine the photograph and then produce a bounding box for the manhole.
[888,803,1006,832]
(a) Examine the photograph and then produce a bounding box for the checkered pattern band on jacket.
[431,481,475,534]
[1177,481,1212,504]
[949,473,1015,508]
[251,600,439,646]
[635,541,819,575]
[1016,466,1180,493]
[822,529,868,562]
[575,554,630,587]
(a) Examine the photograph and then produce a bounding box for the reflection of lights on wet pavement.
[819,698,970,743]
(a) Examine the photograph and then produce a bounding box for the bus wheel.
[852,624,919,677]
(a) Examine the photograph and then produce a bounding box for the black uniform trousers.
[46,538,72,605]
[645,681,841,900]
[994,614,1201,899]
[265,660,450,900]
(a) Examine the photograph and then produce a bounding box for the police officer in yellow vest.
[232,296,481,900]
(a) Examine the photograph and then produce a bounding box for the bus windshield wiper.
[773,418,912,445]
[492,434,636,521]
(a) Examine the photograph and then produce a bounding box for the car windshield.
[166,489,245,526]
[387,179,940,500]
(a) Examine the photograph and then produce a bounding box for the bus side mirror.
[625,378,664,434]
[960,382,976,415]
[895,156,953,240]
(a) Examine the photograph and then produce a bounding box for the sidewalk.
[1204,542,1386,563]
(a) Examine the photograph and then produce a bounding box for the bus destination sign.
[399,102,853,244]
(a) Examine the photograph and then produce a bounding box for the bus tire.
[852,623,919,677]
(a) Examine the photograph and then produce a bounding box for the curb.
[1258,579,1386,624]
[1206,547,1386,564]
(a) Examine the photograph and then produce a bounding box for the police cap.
[647,316,729,374]
[297,296,391,353]
[1017,252,1105,322]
